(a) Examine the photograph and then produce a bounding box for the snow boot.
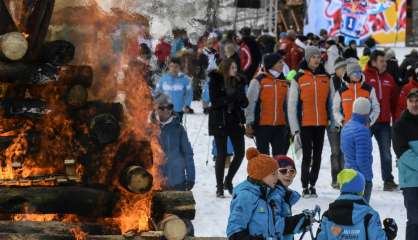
[224,179,233,195]
[309,186,318,198]
[383,180,399,191]
[302,188,310,198]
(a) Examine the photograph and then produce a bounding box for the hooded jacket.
[316,194,388,240]
[364,64,398,124]
[333,75,380,127]
[154,72,193,113]
[397,141,418,189]
[393,110,418,159]
[341,114,373,181]
[159,116,195,190]
[227,179,280,239]
[395,79,418,120]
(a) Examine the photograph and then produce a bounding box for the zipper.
[273,79,277,125]
[377,71,383,100]
[354,82,357,99]
[313,75,319,126]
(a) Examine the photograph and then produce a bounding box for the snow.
[185,101,407,238]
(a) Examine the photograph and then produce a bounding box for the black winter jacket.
[393,110,418,158]
[208,71,248,136]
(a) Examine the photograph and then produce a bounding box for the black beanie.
[263,53,283,70]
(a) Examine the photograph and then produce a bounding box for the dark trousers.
[404,188,418,240]
[214,130,245,189]
[300,126,326,188]
[327,127,344,183]
[255,125,290,156]
[371,123,394,182]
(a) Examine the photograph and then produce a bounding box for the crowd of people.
[148,27,418,239]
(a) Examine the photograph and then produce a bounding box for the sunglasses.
[278,168,296,176]
[158,105,173,111]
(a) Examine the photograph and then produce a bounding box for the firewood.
[0,32,28,61]
[58,65,93,87]
[158,214,188,240]
[89,113,120,145]
[0,186,119,217]
[40,40,75,65]
[66,84,88,108]
[1,99,49,118]
[119,165,153,194]
[0,1,17,35]
[152,191,196,222]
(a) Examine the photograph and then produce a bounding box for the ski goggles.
[278,168,296,177]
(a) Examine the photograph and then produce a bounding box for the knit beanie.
[304,46,321,61]
[334,57,347,71]
[346,62,362,78]
[263,53,283,70]
[338,169,365,194]
[353,97,371,115]
[274,155,296,169]
[247,147,279,181]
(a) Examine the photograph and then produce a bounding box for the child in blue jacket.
[227,148,281,239]
[316,169,398,240]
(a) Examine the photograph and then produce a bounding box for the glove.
[383,218,397,240]
[293,132,302,152]
[245,124,255,138]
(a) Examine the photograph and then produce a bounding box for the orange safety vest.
[297,70,330,127]
[340,82,372,123]
[257,73,288,126]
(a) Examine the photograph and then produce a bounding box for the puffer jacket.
[397,141,418,189]
[272,184,304,240]
[316,194,388,240]
[159,116,195,190]
[227,179,280,239]
[341,114,373,181]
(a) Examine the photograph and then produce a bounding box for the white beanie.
[353,97,371,115]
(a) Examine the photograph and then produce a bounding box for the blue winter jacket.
[227,179,280,239]
[159,116,195,190]
[398,140,418,188]
[316,194,388,240]
[154,73,193,113]
[341,114,373,181]
[272,185,303,239]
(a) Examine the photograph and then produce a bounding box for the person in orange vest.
[245,53,290,156]
[287,46,334,198]
[333,61,380,129]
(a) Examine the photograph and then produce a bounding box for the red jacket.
[155,40,171,64]
[279,37,303,70]
[364,64,398,123]
[240,42,252,71]
[395,79,418,120]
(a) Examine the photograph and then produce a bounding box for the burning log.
[0,186,119,217]
[40,40,75,65]
[0,32,28,61]
[0,1,17,35]
[58,65,93,87]
[0,220,120,235]
[66,84,88,108]
[1,99,49,118]
[119,165,153,194]
[89,113,120,145]
[152,191,196,222]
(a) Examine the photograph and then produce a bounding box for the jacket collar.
[299,60,327,75]
[351,113,369,125]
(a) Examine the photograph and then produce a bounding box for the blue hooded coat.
[159,116,195,190]
[341,113,373,181]
[316,194,388,240]
[398,141,418,188]
[226,179,280,239]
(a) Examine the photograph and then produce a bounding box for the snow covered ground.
[185,101,407,238]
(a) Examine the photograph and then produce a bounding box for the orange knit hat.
[246,147,279,181]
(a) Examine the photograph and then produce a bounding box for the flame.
[0,1,165,234]
[22,32,29,38]
[70,226,87,240]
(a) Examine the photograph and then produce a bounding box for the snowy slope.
[186,101,406,238]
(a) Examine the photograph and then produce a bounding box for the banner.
[304,0,406,46]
